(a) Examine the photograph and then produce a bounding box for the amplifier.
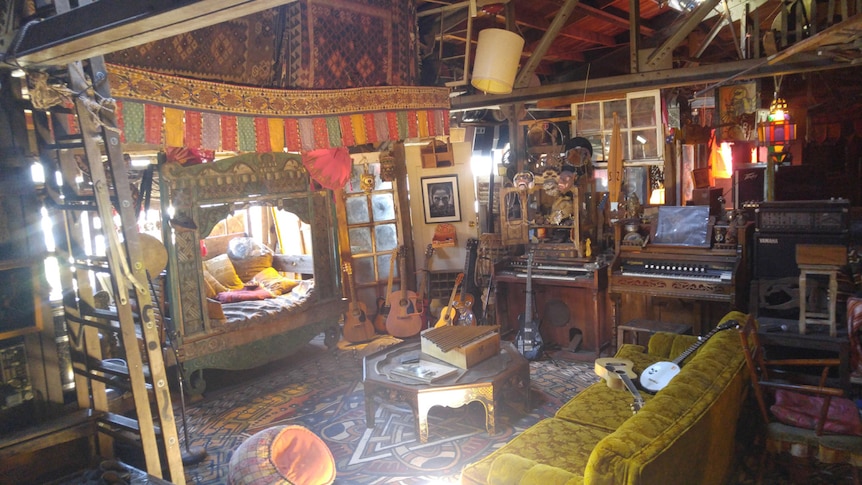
[755,199,850,234]
[755,232,849,278]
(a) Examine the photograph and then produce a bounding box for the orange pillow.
[270,425,335,485]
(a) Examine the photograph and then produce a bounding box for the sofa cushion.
[487,454,583,485]
[461,418,607,485]
[555,382,655,433]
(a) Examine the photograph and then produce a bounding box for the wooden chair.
[738,314,862,484]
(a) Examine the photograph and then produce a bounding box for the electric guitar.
[341,263,375,343]
[602,362,644,414]
[385,246,422,338]
[435,273,464,328]
[515,251,544,360]
[373,248,398,333]
[416,244,434,329]
[640,320,740,392]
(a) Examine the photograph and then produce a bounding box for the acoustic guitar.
[434,273,464,328]
[416,244,435,329]
[453,239,477,326]
[373,248,398,333]
[341,262,375,343]
[385,247,422,338]
[640,320,740,393]
[594,358,637,391]
[595,357,644,414]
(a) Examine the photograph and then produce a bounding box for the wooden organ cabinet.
[494,244,610,360]
[608,212,754,337]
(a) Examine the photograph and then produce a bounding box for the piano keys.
[494,246,611,360]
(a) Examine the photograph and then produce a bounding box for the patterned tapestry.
[104,0,419,89]
[104,64,449,153]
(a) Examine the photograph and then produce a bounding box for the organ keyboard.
[609,219,754,335]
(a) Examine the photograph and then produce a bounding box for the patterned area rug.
[180,336,599,484]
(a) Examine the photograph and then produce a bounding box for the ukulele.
[435,273,464,328]
[341,262,375,343]
[640,320,740,392]
[385,247,422,338]
[416,244,434,328]
[515,251,544,360]
[373,248,398,333]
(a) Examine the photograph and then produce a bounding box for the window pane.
[603,100,628,130]
[631,129,659,159]
[630,96,657,128]
[375,224,398,251]
[575,102,601,132]
[371,193,395,221]
[604,132,629,161]
[348,227,372,253]
[346,196,370,224]
[356,287,377,312]
[353,256,376,285]
[379,252,396,280]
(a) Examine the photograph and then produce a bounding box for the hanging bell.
[379,153,396,182]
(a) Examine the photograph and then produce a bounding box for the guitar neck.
[672,321,738,365]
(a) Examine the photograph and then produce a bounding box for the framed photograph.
[421,175,461,223]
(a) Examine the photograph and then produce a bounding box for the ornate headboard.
[159,152,341,338]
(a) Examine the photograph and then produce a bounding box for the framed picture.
[716,81,758,142]
[421,175,461,223]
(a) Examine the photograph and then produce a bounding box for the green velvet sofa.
[460,311,750,485]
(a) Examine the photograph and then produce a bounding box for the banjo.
[639,320,740,393]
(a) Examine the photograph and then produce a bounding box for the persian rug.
[180,336,598,484]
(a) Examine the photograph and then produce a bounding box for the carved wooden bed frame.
[158,152,345,394]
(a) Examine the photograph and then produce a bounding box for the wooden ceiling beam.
[576,4,656,37]
[513,9,615,46]
[10,0,298,68]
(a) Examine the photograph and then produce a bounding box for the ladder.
[36,51,186,485]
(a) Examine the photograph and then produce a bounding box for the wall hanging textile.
[105,64,450,153]
[104,0,419,89]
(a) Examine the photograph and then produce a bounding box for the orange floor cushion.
[228,425,336,485]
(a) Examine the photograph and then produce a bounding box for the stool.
[798,264,841,337]
[796,244,846,338]
[228,425,335,485]
[616,319,693,349]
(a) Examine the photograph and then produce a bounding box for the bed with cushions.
[159,153,346,395]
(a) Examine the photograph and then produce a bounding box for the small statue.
[625,193,642,219]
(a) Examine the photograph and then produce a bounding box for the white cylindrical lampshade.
[471,28,525,95]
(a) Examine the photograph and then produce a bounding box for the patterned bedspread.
[219,279,317,328]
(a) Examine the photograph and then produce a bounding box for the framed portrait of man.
[421,175,461,223]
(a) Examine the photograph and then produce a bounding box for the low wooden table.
[362,341,530,443]
[616,319,693,349]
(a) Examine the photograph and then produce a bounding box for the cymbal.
[139,233,168,277]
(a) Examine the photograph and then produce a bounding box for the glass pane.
[379,252,396,280]
[631,129,659,159]
[630,96,657,128]
[356,287,377,312]
[345,165,365,194]
[604,132,630,161]
[371,193,395,221]
[353,256,375,284]
[345,196,370,224]
[603,100,628,130]
[575,102,601,132]
[375,224,398,251]
[369,163,392,191]
[348,227,372,253]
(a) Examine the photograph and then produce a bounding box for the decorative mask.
[359,164,376,194]
[379,153,396,182]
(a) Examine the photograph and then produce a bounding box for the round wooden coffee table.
[362,340,530,443]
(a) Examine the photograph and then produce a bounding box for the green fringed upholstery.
[460,311,750,485]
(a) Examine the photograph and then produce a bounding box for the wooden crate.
[795,244,847,266]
